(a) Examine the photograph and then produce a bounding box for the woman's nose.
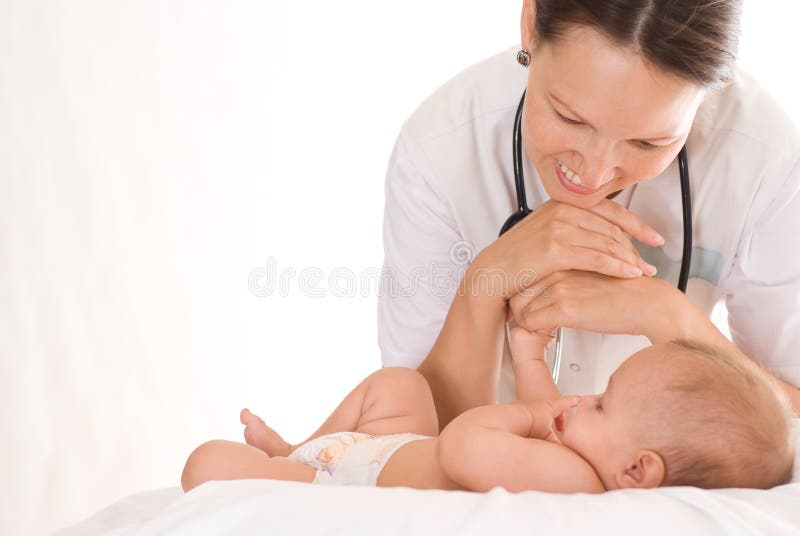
[579,138,617,190]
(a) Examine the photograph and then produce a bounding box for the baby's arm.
[507,323,561,402]
[436,399,604,493]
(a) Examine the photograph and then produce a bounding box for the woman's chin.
[543,178,622,208]
[546,188,606,208]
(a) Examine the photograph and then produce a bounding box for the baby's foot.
[240,408,292,457]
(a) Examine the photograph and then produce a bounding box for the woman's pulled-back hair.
[534,0,743,90]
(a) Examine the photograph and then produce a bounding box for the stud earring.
[516,49,531,68]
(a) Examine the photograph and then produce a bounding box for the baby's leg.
[181,439,315,492]
[293,367,439,448]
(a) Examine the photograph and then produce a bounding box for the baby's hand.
[521,396,580,444]
[507,322,555,367]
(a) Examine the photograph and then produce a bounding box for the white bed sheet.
[56,420,800,535]
[54,480,800,536]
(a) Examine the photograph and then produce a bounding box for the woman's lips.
[554,159,603,195]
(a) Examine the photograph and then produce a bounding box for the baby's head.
[560,339,795,490]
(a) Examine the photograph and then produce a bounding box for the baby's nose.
[577,395,599,410]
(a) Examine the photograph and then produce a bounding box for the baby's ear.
[615,449,666,489]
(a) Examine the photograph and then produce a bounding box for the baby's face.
[558,348,657,489]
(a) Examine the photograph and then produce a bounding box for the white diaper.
[287,431,430,486]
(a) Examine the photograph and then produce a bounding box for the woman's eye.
[636,141,661,151]
[554,107,663,151]
[556,112,583,126]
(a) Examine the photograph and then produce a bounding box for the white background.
[1,1,798,534]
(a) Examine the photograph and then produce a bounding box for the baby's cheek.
[559,417,580,447]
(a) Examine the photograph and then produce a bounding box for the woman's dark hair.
[534,0,743,90]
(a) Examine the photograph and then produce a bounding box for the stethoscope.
[500,90,693,382]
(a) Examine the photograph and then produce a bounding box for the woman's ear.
[520,0,538,52]
[615,449,666,489]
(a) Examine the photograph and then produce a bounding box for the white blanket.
[56,420,800,535]
[56,480,800,536]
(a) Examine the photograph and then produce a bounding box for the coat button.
[569,363,581,372]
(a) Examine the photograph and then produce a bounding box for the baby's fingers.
[548,396,580,418]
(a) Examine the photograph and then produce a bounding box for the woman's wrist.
[462,249,511,306]
[642,278,725,345]
[468,246,542,303]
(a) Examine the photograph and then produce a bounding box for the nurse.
[378,0,800,429]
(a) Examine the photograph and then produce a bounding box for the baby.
[181,327,795,493]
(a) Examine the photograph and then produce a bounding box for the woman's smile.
[554,159,604,195]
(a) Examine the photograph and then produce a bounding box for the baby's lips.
[555,414,566,433]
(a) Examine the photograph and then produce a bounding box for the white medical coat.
[378,46,800,401]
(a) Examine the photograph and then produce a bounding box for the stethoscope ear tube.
[676,145,691,294]
[499,91,531,236]
[512,90,529,215]
[501,89,693,383]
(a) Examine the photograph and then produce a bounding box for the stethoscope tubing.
[501,90,692,382]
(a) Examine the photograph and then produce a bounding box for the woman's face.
[521,22,707,208]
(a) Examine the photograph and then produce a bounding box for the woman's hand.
[507,270,700,343]
[476,199,664,300]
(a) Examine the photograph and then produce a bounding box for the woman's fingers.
[589,199,665,247]
[507,271,566,327]
[510,271,566,305]
[570,226,654,274]
[512,271,582,332]
[490,199,660,300]
[513,271,648,336]
[560,244,645,279]
[514,268,645,331]
[549,204,657,276]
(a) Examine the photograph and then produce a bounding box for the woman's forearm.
[678,315,800,415]
[644,281,800,416]
[639,279,727,346]
[417,258,507,431]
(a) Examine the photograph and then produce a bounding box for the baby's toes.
[240,408,250,425]
[241,408,266,426]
